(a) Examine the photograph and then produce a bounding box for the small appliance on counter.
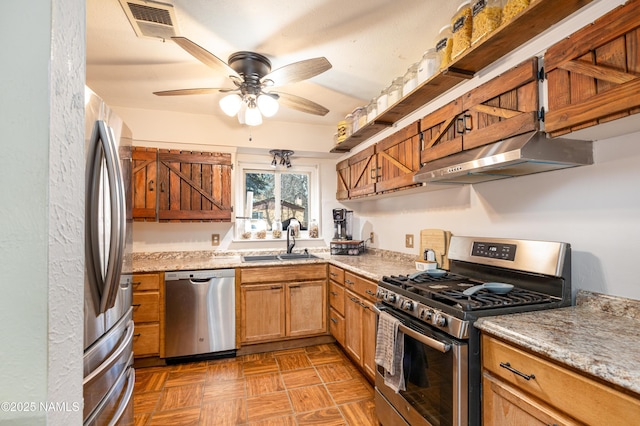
[330,240,365,256]
[332,208,353,240]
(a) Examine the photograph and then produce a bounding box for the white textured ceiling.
[86,0,460,127]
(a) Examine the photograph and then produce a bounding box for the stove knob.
[402,300,414,311]
[386,293,397,303]
[434,313,447,327]
[424,309,434,321]
[376,289,384,299]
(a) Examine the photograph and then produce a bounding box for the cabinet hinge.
[230,163,234,170]
[538,107,545,122]
[230,206,234,213]
[537,67,546,81]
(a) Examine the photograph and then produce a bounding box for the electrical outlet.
[211,234,220,246]
[405,234,414,248]
[370,232,374,244]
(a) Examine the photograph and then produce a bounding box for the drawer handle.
[133,333,141,337]
[500,362,535,381]
[132,281,142,286]
[360,302,369,309]
[350,297,359,303]
[330,318,338,324]
[271,286,283,290]
[330,291,338,296]
[330,272,338,277]
[345,279,354,285]
[132,304,141,307]
[289,285,300,289]
[365,289,375,296]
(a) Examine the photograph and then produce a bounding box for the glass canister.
[417,48,438,84]
[344,113,354,139]
[502,0,529,24]
[403,63,419,96]
[272,220,282,238]
[471,0,503,46]
[366,98,378,122]
[309,219,319,238]
[357,106,368,129]
[387,77,403,106]
[376,88,389,113]
[336,120,348,143]
[435,25,453,71]
[451,0,472,61]
[351,107,365,133]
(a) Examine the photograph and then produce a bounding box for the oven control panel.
[376,288,469,339]
[472,241,517,261]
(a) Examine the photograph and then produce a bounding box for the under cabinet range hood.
[414,131,593,185]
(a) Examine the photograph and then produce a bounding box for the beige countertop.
[475,290,640,396]
[132,248,418,282]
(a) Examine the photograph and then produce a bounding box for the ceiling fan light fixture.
[219,94,242,116]
[257,94,279,117]
[245,105,263,126]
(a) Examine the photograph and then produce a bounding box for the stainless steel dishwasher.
[164,269,235,359]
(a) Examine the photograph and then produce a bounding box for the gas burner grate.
[436,288,554,311]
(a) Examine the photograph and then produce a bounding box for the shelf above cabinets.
[330,0,595,154]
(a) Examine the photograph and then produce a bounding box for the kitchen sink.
[241,253,320,262]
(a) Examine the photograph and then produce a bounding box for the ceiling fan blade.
[271,91,330,116]
[153,88,233,96]
[171,37,240,78]
[261,57,331,87]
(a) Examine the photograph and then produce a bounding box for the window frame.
[235,160,320,240]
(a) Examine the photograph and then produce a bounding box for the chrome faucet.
[286,227,296,253]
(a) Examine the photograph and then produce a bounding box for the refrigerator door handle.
[83,319,134,387]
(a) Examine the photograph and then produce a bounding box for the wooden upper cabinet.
[348,145,377,198]
[544,0,640,136]
[336,158,350,200]
[375,121,421,194]
[421,58,539,163]
[132,147,158,221]
[157,149,232,222]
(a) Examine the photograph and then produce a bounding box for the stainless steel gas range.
[374,236,572,426]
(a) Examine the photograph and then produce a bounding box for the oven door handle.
[373,305,451,353]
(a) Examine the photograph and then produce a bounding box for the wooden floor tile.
[305,345,346,366]
[246,372,285,396]
[133,390,161,414]
[200,398,247,426]
[135,370,169,393]
[275,353,312,371]
[325,378,374,405]
[288,384,334,413]
[134,413,151,426]
[202,378,246,403]
[243,357,279,376]
[339,398,378,426]
[246,391,293,421]
[281,368,322,389]
[296,407,347,425]
[247,414,297,426]
[315,362,359,384]
[164,369,207,387]
[156,383,203,411]
[207,361,244,381]
[272,347,307,356]
[241,351,275,362]
[148,407,201,426]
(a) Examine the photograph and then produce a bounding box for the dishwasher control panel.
[165,269,235,281]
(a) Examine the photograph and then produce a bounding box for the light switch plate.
[212,234,220,246]
[405,234,414,248]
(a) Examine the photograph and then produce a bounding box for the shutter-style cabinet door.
[157,150,232,222]
[375,121,421,194]
[420,98,465,164]
[348,145,377,199]
[132,147,157,221]
[336,158,350,200]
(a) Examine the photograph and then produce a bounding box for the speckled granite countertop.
[475,290,640,396]
[132,248,418,282]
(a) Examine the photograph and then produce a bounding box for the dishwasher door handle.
[190,278,213,284]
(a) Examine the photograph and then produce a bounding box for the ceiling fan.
[153,37,332,125]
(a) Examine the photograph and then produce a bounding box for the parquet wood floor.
[134,344,378,425]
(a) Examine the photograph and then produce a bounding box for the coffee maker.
[333,208,353,240]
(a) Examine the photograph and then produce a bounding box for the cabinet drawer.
[133,323,159,357]
[345,272,377,302]
[132,292,159,323]
[241,264,326,284]
[328,265,344,285]
[329,307,345,347]
[482,335,640,426]
[329,281,345,315]
[132,273,160,291]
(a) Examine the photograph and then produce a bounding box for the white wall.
[0,0,84,424]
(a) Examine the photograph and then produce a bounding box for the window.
[236,162,319,239]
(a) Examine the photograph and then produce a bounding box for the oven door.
[374,305,468,426]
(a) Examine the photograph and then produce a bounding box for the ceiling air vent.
[118,0,179,40]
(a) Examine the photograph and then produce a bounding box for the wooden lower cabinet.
[344,290,363,365]
[482,334,640,425]
[361,298,377,380]
[132,272,164,358]
[329,307,345,347]
[239,264,327,345]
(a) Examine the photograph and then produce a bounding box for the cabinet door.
[241,284,285,343]
[286,280,327,337]
[336,158,350,200]
[482,372,579,426]
[420,98,464,163]
[132,147,157,221]
[375,121,421,194]
[361,298,377,382]
[344,289,363,364]
[157,149,232,222]
[348,145,377,198]
[329,307,345,347]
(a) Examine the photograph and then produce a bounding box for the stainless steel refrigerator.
[83,87,134,425]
